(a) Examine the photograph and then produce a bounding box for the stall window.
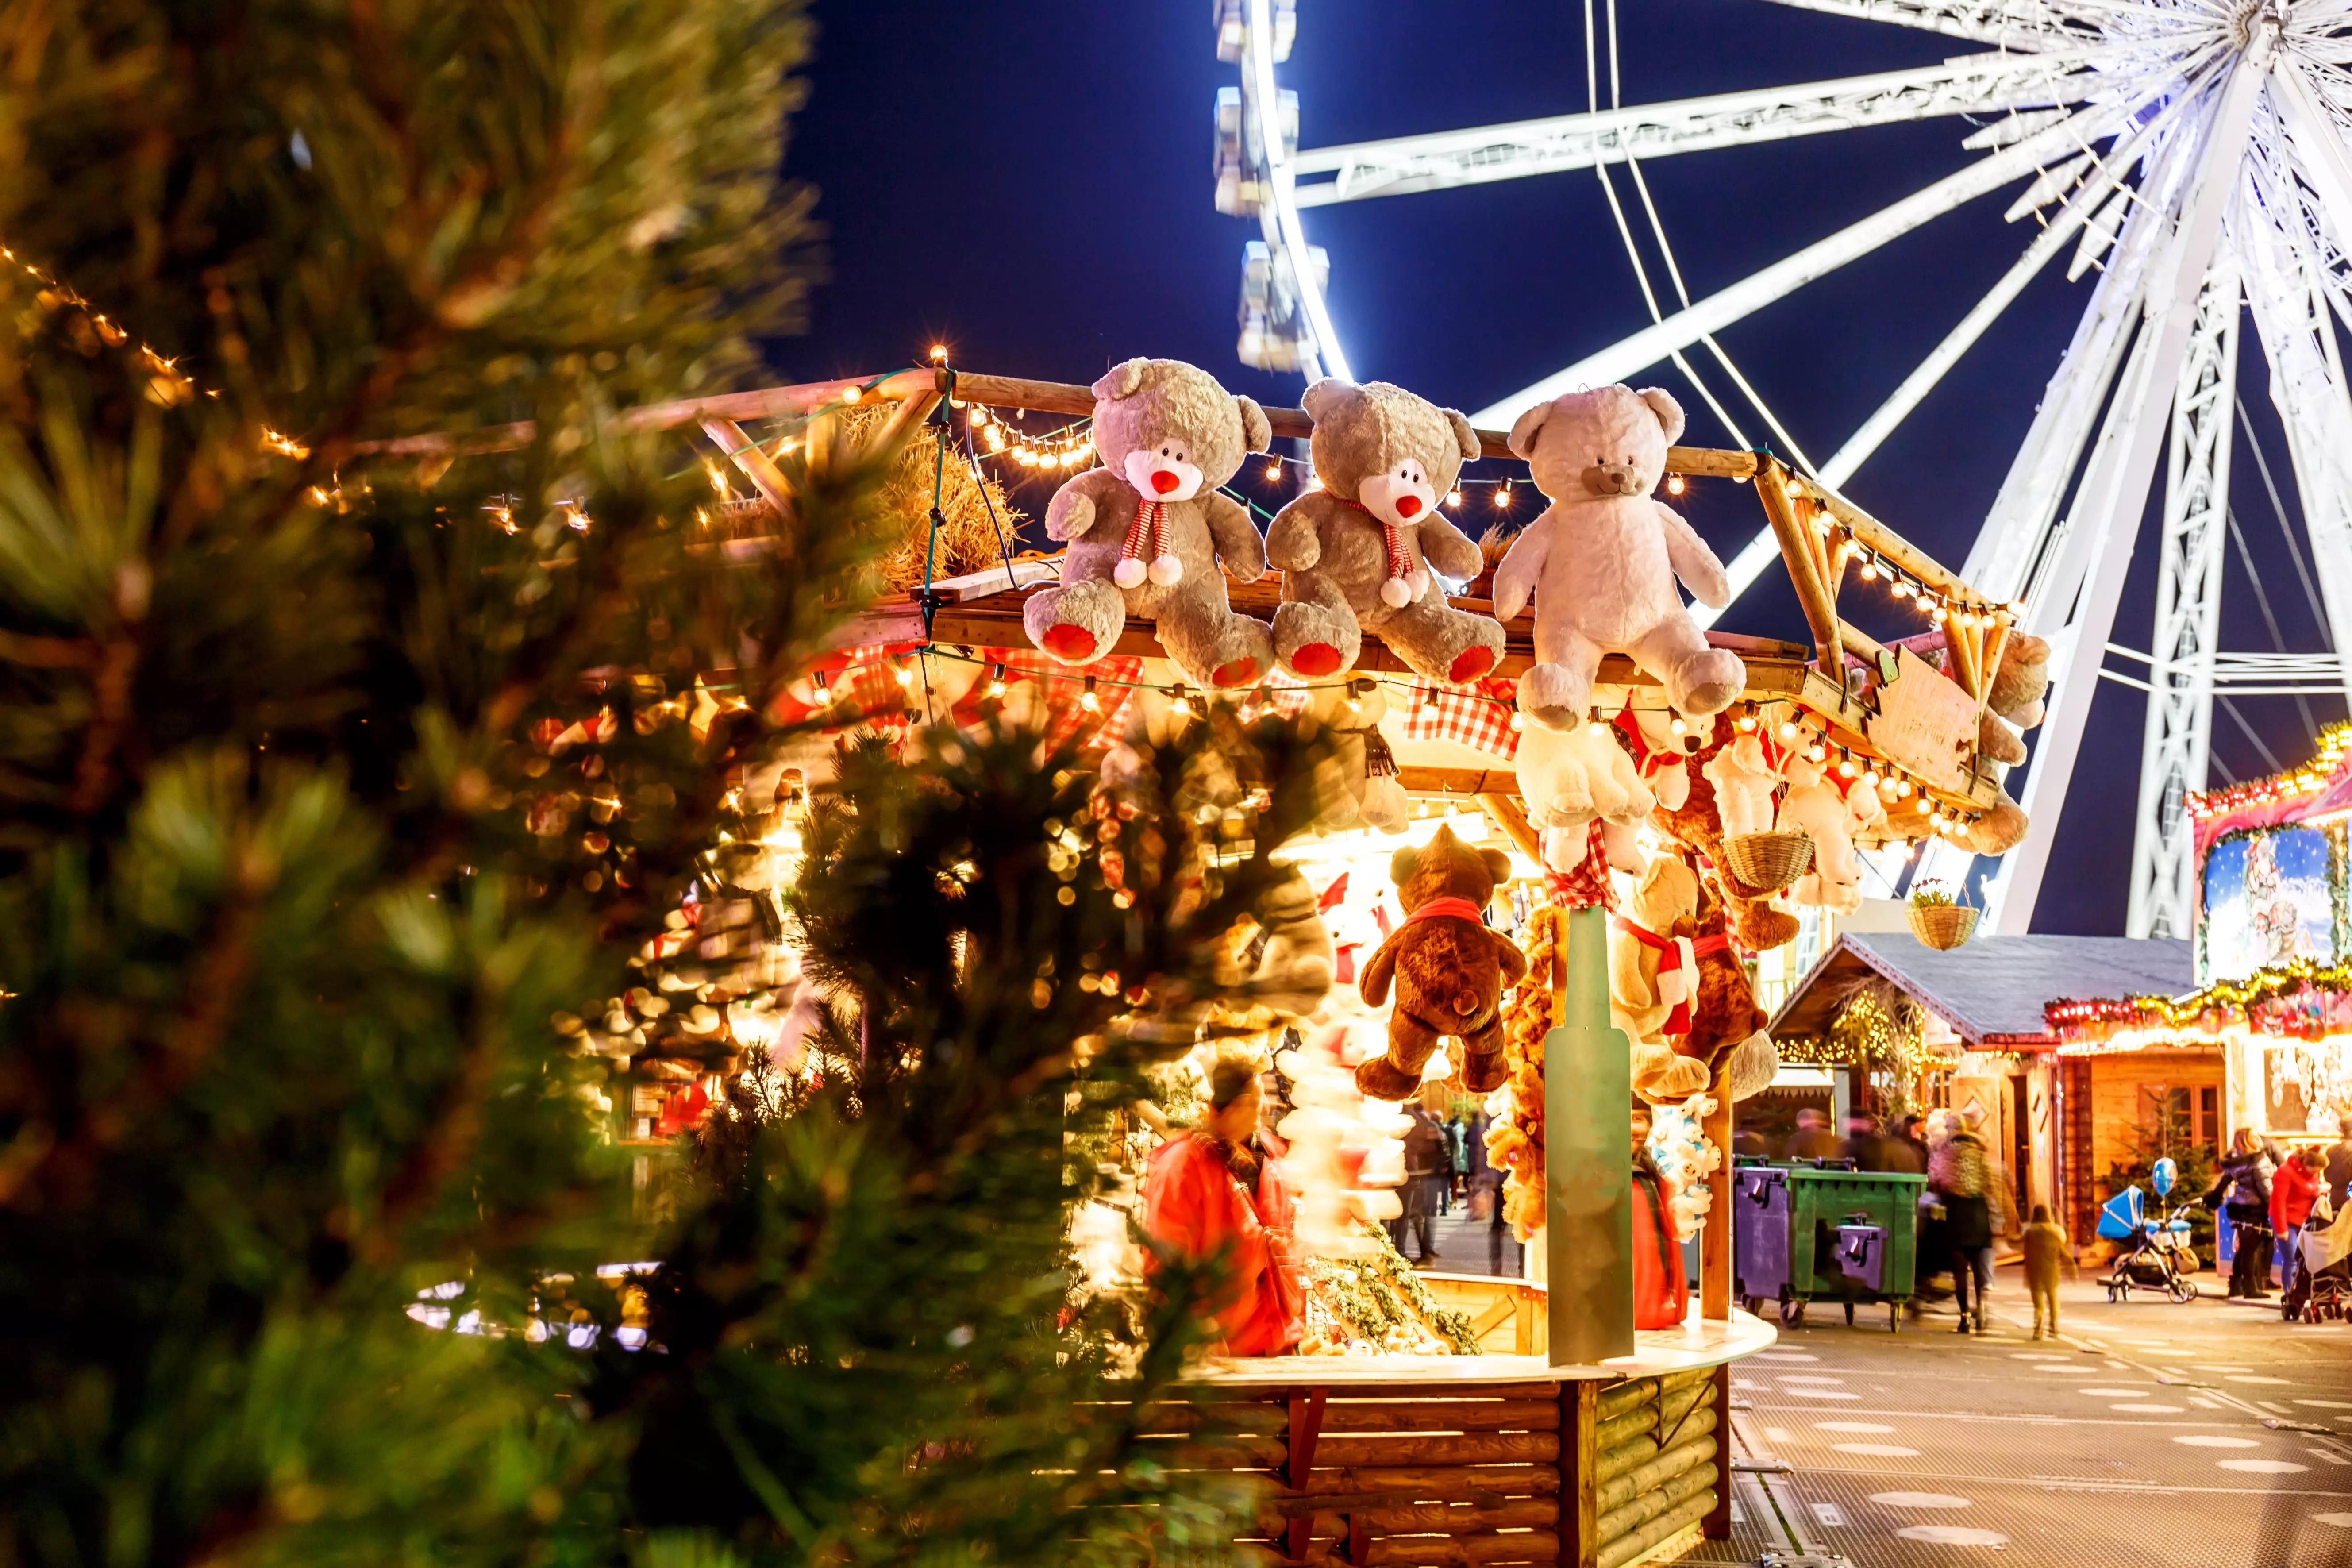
[2196,1085,2219,1147]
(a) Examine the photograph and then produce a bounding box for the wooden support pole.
[699,418,795,523]
[1548,907,1634,1366]
[1565,1380,1600,1568]
[1702,1083,1733,1322]
[1479,791,1544,863]
[1702,1366,1734,1542]
[1753,457,1843,682]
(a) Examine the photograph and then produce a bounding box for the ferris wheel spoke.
[1820,77,2212,489]
[1747,0,2124,51]
[2240,209,2352,679]
[1466,99,2142,426]
[2272,60,2352,274]
[1289,50,2120,205]
[1990,32,2279,936]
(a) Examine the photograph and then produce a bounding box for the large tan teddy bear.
[1266,379,1506,684]
[1022,358,1275,690]
[1494,385,1747,729]
[1606,857,1714,1104]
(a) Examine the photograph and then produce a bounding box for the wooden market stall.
[376,363,2028,1567]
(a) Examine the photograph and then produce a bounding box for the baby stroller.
[2285,1198,2352,1322]
[2098,1164,2201,1304]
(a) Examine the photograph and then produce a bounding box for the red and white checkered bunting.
[1401,676,1520,759]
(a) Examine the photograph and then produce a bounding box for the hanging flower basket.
[1909,903,1979,950]
[1722,829,1813,893]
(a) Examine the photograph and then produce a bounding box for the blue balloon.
[2152,1156,2177,1198]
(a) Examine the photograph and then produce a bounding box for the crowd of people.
[2203,1116,2352,1304]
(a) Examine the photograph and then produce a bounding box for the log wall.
[1149,1366,1725,1568]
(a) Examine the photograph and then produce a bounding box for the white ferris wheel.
[1212,0,2352,938]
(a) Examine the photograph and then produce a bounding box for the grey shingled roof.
[1771,933,2194,1047]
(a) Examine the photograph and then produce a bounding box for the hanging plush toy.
[1267,379,1506,684]
[1782,754,1885,913]
[1022,358,1276,689]
[1513,720,1655,858]
[1606,857,1714,1104]
[1701,728,1781,840]
[1646,1094,1722,1244]
[1678,877,1771,1089]
[1494,385,1748,730]
[1653,714,1799,952]
[1960,630,2048,855]
[1301,680,1408,834]
[1354,824,1525,1098]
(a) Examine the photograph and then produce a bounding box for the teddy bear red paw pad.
[1212,656,1260,687]
[1041,624,1098,661]
[1290,643,1343,677]
[1447,646,1496,683]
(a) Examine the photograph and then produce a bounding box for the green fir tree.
[0,5,1326,1567]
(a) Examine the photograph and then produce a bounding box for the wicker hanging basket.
[1908,903,1979,951]
[1722,829,1814,894]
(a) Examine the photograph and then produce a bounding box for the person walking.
[2326,1115,2352,1214]
[1397,1104,1447,1264]
[1786,1107,1840,1161]
[2021,1202,2074,1339]
[2207,1128,2276,1300]
[2273,1144,2323,1308]
[1897,1113,1932,1174]
[1931,1108,1998,1333]
[1449,1113,1471,1207]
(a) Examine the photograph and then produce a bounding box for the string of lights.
[2186,719,2352,817]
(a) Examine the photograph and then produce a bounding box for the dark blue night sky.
[775,0,2345,936]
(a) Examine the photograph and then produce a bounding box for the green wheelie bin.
[1734,1160,1927,1331]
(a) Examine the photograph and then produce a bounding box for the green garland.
[1301,1221,1480,1355]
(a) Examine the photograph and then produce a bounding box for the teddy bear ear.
[1636,386,1687,446]
[1092,358,1152,402]
[1301,377,1353,420]
[1389,843,1422,886]
[1235,395,1273,455]
[1506,399,1552,461]
[1444,408,1481,465]
[1479,846,1512,885]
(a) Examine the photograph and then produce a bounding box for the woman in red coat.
[2274,1144,2323,1295]
[1143,1059,1302,1356]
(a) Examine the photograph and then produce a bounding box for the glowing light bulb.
[842,384,862,405]
[1839,759,1857,779]
[1737,712,1757,732]
[1807,744,1825,763]
[897,662,917,688]
[928,343,949,364]
[1446,488,1463,508]
[969,405,990,427]
[1778,720,1798,741]
[1494,482,1513,507]
[1080,675,1100,713]
[1861,559,1880,582]
[1666,474,1687,496]
[1669,715,1687,736]
[987,665,1008,699]
[1265,460,1283,482]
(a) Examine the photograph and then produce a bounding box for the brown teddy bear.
[1652,713,1799,952]
[1677,875,1770,1087]
[1494,385,1747,729]
[1607,856,1715,1104]
[1022,358,1276,690]
[1355,824,1525,1098]
[1266,379,1505,684]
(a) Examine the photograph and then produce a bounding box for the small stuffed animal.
[1783,756,1885,913]
[1700,730,1781,840]
[1957,630,2048,856]
[1023,358,1275,689]
[1354,824,1526,1099]
[1267,379,1506,684]
[1513,720,1655,838]
[1678,877,1770,1085]
[1607,857,1715,1104]
[1494,385,1748,729]
[1298,681,1408,835]
[1653,714,1799,952]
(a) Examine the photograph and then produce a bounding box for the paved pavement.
[1702,1262,2352,1567]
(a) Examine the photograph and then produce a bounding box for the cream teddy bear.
[1513,720,1655,842]
[1700,730,1781,840]
[1780,755,1872,913]
[1266,379,1505,684]
[1022,358,1275,690]
[1297,680,1408,834]
[1605,857,1714,1104]
[1493,385,1747,729]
